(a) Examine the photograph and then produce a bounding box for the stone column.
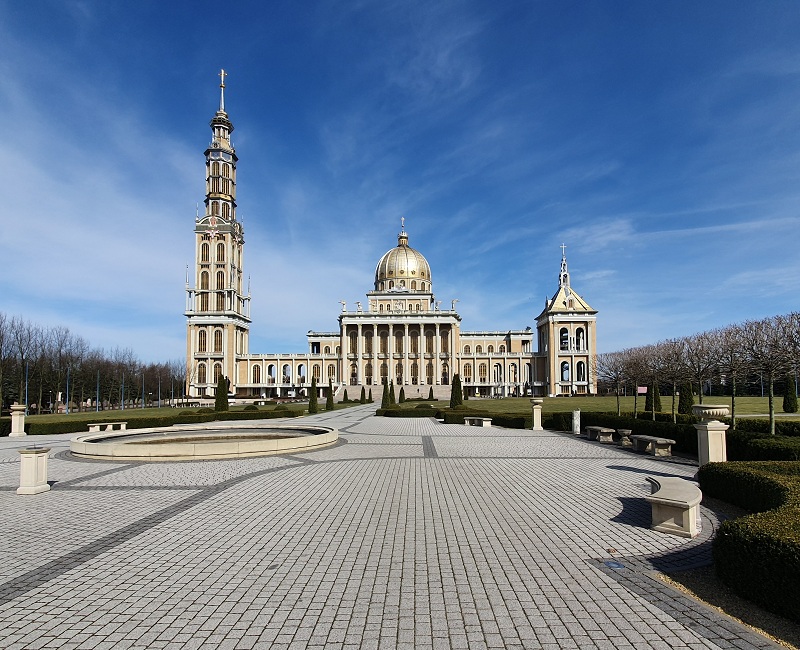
[572,410,581,435]
[693,405,730,466]
[531,399,543,431]
[17,447,51,495]
[10,404,26,437]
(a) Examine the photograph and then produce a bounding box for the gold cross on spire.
[218,69,227,111]
[560,243,567,257]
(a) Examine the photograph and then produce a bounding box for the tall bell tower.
[185,70,251,398]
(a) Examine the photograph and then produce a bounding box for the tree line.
[0,312,185,413]
[593,312,800,435]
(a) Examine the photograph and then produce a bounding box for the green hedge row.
[375,407,443,418]
[0,408,303,437]
[730,418,800,437]
[698,461,800,622]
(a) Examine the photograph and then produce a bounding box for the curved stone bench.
[645,476,702,538]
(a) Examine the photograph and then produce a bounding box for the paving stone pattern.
[0,404,780,649]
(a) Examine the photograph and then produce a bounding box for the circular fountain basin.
[70,423,338,461]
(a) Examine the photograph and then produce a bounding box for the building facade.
[185,74,598,399]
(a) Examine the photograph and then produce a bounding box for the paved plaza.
[0,405,779,649]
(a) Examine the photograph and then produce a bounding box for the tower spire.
[219,69,227,112]
[559,244,570,289]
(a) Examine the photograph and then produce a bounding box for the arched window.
[365,362,373,385]
[268,364,276,384]
[493,364,502,383]
[350,363,358,384]
[324,346,330,354]
[395,332,403,354]
[476,345,483,354]
[380,362,388,384]
[201,243,209,262]
[440,332,449,353]
[198,363,207,384]
[364,332,373,354]
[411,281,417,290]
[298,364,306,383]
[223,163,231,178]
[349,332,358,354]
[312,364,320,380]
[425,331,434,354]
[200,271,209,290]
[212,162,220,177]
[395,362,403,384]
[464,363,472,382]
[441,363,449,385]
[211,201,220,216]
[577,361,586,382]
[464,345,471,354]
[200,294,209,311]
[198,330,207,352]
[560,328,569,351]
[216,292,225,311]
[213,363,222,383]
[222,203,230,219]
[216,271,224,290]
[478,363,487,382]
[576,328,585,351]
[379,304,384,312]
[216,243,225,262]
[499,345,506,354]
[411,362,419,385]
[561,362,570,382]
[380,333,388,354]
[410,332,419,354]
[327,364,336,380]
[421,282,426,291]
[252,365,261,384]
[488,345,494,354]
[214,329,223,353]
[426,362,434,385]
[282,365,291,383]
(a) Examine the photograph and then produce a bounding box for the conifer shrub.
[428,387,434,400]
[399,387,405,403]
[308,377,319,414]
[214,376,229,412]
[381,383,389,409]
[784,376,798,414]
[450,374,463,409]
[243,404,259,411]
[389,382,396,406]
[678,383,694,415]
[342,389,349,403]
[360,387,366,404]
[326,380,334,411]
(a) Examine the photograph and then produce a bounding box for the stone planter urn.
[693,404,730,466]
[530,399,543,431]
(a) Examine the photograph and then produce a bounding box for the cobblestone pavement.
[0,405,779,649]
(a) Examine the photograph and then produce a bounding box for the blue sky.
[2,1,800,362]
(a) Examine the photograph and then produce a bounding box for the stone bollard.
[572,410,581,435]
[17,447,51,495]
[530,399,543,431]
[9,403,26,437]
[693,405,730,466]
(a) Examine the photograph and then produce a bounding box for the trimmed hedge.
[732,418,800,437]
[0,408,302,437]
[376,407,443,419]
[698,461,800,622]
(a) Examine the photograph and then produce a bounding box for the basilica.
[185,73,598,400]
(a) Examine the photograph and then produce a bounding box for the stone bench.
[88,422,128,432]
[585,426,616,443]
[464,417,492,427]
[630,434,675,457]
[645,476,702,538]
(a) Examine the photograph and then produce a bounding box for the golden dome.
[374,228,432,293]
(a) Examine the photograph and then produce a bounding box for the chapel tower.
[535,247,597,396]
[185,70,251,397]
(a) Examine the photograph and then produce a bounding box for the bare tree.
[741,316,790,435]
[593,351,626,416]
[715,324,750,430]
[681,331,720,405]
[621,347,647,418]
